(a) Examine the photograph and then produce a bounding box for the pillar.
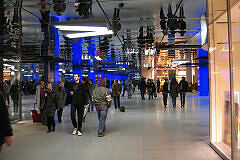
[186,49,192,83]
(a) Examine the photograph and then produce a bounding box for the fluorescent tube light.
[107,69,117,72]
[66,30,113,38]
[55,25,109,32]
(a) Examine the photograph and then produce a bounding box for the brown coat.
[112,82,122,96]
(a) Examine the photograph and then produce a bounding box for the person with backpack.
[93,79,112,137]
[170,78,179,108]
[179,77,188,108]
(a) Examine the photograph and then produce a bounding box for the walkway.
[0,93,221,160]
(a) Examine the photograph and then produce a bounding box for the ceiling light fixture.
[55,25,110,32]
[66,30,113,38]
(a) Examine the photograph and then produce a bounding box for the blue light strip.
[197,49,209,96]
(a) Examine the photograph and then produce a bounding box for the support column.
[186,49,192,83]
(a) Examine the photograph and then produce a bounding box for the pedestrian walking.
[93,79,112,137]
[88,79,95,112]
[35,78,47,125]
[139,77,146,100]
[162,79,169,107]
[112,80,122,109]
[42,82,57,133]
[55,81,66,123]
[170,78,179,108]
[126,77,133,99]
[70,74,88,136]
[179,77,188,108]
[147,79,153,100]
[10,80,20,112]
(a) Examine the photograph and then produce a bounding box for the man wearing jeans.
[93,79,112,137]
[70,74,88,136]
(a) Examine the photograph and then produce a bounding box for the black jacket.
[162,82,169,93]
[71,82,88,106]
[43,89,57,117]
[179,80,188,92]
[139,79,146,92]
[0,91,13,145]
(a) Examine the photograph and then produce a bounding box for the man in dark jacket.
[179,77,188,108]
[70,74,88,136]
[112,80,122,109]
[139,77,146,100]
[0,89,13,153]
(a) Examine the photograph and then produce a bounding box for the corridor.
[0,94,221,160]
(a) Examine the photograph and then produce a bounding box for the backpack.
[120,106,125,112]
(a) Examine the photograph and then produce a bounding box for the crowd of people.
[138,76,188,108]
[34,75,115,137]
[0,75,189,153]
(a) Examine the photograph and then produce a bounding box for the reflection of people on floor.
[10,80,19,112]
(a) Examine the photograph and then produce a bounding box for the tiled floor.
[0,93,221,160]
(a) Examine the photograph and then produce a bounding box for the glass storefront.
[208,0,240,159]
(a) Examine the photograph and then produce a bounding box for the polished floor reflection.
[0,93,221,160]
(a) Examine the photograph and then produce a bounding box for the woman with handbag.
[93,79,112,137]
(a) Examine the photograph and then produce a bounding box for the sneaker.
[98,134,104,137]
[72,128,77,135]
[77,130,82,136]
